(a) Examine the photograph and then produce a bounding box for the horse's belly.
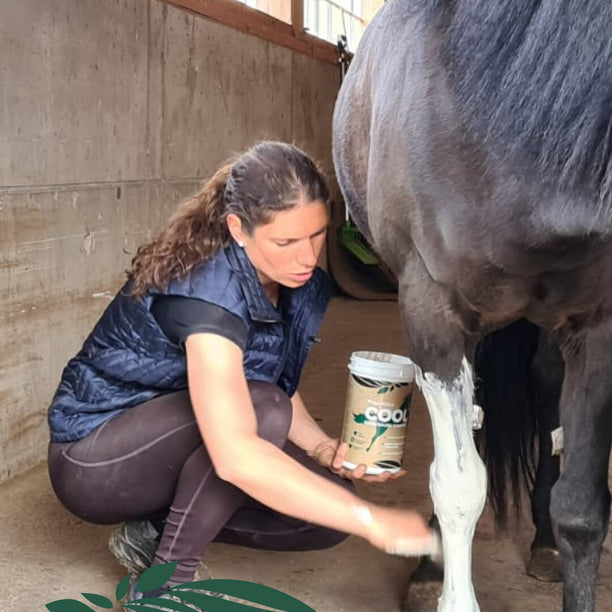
[452,250,611,330]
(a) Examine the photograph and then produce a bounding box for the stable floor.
[2,298,612,611]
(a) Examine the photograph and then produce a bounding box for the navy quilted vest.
[48,242,333,442]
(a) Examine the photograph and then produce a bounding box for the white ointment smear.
[551,426,564,456]
[415,357,487,612]
[472,404,484,430]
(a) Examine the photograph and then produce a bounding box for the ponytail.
[128,163,232,296]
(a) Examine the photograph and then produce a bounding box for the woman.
[47,142,435,601]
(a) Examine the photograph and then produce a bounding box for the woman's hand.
[306,438,338,470]
[309,439,407,483]
[289,393,405,483]
[355,503,439,558]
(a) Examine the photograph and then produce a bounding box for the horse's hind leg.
[395,257,486,612]
[527,333,563,582]
[551,323,612,611]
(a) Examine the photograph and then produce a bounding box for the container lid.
[348,351,415,383]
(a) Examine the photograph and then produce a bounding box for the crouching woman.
[47,142,434,600]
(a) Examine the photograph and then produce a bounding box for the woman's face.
[228,199,328,289]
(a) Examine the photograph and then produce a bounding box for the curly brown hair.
[128,142,330,296]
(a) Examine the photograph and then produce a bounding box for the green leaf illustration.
[123,605,187,612]
[82,593,113,608]
[366,424,388,451]
[171,592,245,611]
[116,575,130,601]
[399,393,412,415]
[376,386,389,394]
[123,598,195,611]
[46,600,96,612]
[135,561,178,593]
[171,578,317,611]
[351,374,381,388]
[352,412,367,424]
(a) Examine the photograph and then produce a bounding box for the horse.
[332,1,612,610]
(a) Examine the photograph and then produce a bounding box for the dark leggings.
[48,381,351,583]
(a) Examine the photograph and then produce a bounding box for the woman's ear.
[226,213,245,245]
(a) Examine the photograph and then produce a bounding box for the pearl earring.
[238,241,244,248]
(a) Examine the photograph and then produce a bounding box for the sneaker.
[108,520,160,577]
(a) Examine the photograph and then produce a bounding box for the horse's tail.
[475,319,540,528]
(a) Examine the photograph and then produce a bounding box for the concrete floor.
[3,298,612,611]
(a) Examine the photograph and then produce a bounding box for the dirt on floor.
[2,297,612,611]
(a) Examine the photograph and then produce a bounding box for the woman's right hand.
[354,503,439,558]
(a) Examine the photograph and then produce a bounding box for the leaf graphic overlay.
[82,592,114,608]
[399,393,412,416]
[45,556,316,611]
[135,561,179,593]
[116,575,130,601]
[46,600,96,612]
[123,598,197,611]
[171,579,317,611]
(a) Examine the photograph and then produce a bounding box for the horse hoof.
[403,579,441,612]
[526,546,562,582]
[402,559,442,612]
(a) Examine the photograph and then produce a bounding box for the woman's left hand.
[308,439,407,483]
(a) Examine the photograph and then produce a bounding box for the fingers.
[385,532,440,558]
[317,445,336,467]
[360,470,392,483]
[365,506,437,557]
[331,441,348,471]
[334,464,405,482]
[309,439,340,469]
[353,467,406,483]
[329,446,407,482]
[336,462,367,480]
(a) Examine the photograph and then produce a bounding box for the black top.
[151,295,249,350]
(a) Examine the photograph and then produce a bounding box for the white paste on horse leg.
[416,357,487,612]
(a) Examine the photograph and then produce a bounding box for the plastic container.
[341,351,415,475]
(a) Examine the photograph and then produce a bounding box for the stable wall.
[0,0,341,482]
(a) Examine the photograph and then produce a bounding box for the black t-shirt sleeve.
[151,295,248,350]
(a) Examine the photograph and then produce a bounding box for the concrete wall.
[0,0,341,482]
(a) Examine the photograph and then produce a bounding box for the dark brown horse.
[333,1,612,610]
